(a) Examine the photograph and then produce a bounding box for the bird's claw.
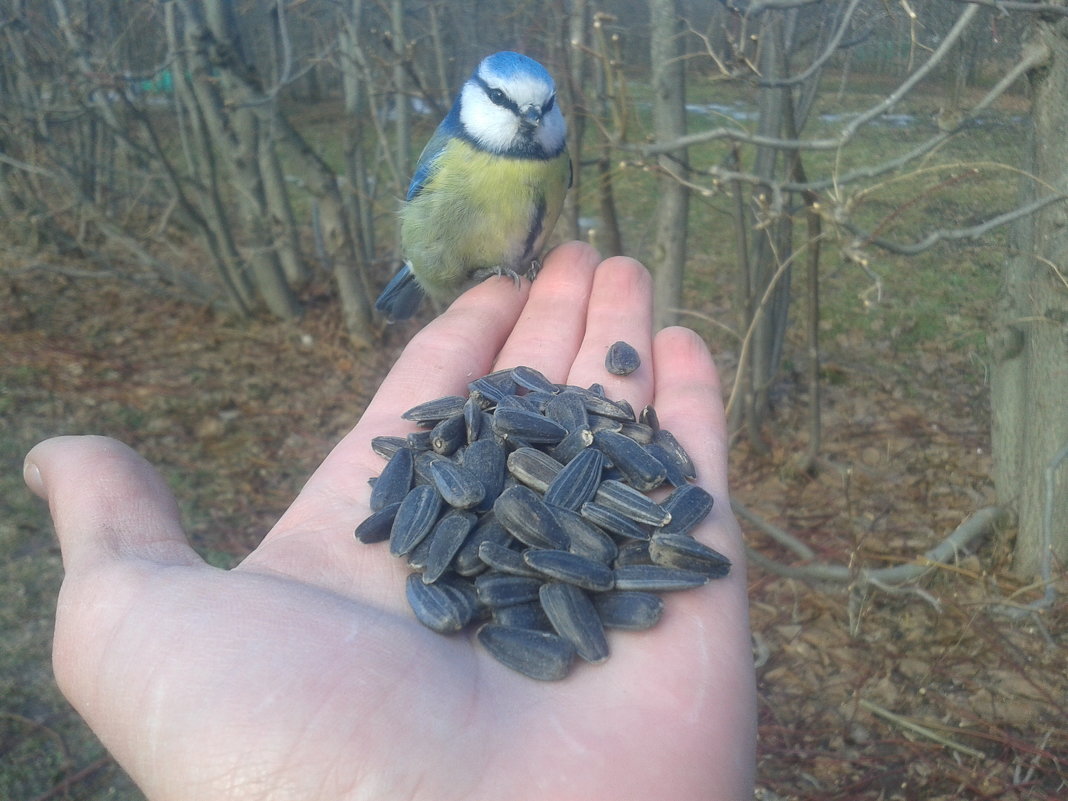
[492,265,524,290]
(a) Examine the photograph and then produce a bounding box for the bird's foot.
[526,259,542,282]
[491,265,524,291]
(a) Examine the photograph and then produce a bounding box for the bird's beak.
[520,105,542,129]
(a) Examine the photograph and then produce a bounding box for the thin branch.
[637,5,979,158]
[743,505,1009,590]
[732,498,813,561]
[859,699,987,760]
[843,193,1068,256]
[739,0,827,11]
[724,234,822,422]
[758,0,864,88]
[956,0,1068,17]
[785,39,1050,193]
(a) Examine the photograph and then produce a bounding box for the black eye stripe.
[474,76,520,115]
[544,94,555,113]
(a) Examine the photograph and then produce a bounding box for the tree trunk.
[198,0,300,320]
[559,0,588,242]
[649,0,689,330]
[991,25,1068,577]
[739,14,793,446]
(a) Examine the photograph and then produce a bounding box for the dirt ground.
[2,263,1065,800]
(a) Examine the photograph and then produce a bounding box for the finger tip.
[545,240,602,270]
[654,327,720,387]
[24,435,99,498]
[25,435,197,570]
[595,255,652,290]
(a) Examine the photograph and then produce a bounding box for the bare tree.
[649,0,690,330]
[991,26,1068,578]
[634,0,1067,579]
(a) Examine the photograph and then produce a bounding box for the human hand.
[25,242,756,801]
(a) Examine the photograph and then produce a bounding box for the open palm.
[26,243,756,801]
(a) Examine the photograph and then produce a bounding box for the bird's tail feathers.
[375,261,426,321]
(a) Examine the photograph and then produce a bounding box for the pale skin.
[25,242,757,801]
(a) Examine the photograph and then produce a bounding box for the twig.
[757,0,864,89]
[28,755,112,801]
[636,5,979,158]
[743,505,1009,590]
[843,193,1068,256]
[859,698,986,760]
[733,498,814,560]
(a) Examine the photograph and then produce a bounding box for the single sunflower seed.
[389,484,443,557]
[555,507,619,564]
[613,564,710,591]
[402,395,468,425]
[369,446,414,512]
[477,541,542,578]
[544,390,589,432]
[539,582,609,663]
[594,479,671,526]
[406,573,474,634]
[494,485,569,550]
[430,413,467,456]
[423,511,477,584]
[355,501,401,544]
[474,572,544,607]
[428,458,485,510]
[459,438,507,512]
[491,601,552,631]
[523,549,615,592]
[371,435,408,460]
[543,447,604,510]
[592,591,664,630]
[580,500,651,541]
[605,340,641,376]
[593,430,668,492]
[649,532,731,579]
[658,484,715,535]
[477,623,575,681]
[506,447,563,492]
[510,365,557,394]
[492,406,568,444]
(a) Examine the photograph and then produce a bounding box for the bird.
[374,51,571,320]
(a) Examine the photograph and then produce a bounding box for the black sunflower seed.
[523,549,615,592]
[477,624,575,681]
[649,532,731,579]
[389,484,443,557]
[539,582,609,663]
[605,340,641,376]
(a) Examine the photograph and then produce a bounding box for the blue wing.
[381,105,463,318]
[406,106,462,201]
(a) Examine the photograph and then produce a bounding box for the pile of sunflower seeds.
[355,363,730,680]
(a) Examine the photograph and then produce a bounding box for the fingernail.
[23,457,45,497]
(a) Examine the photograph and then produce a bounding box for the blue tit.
[375,51,572,320]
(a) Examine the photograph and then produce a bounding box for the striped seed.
[389,484,443,557]
[523,549,615,592]
[539,582,609,663]
[477,624,575,681]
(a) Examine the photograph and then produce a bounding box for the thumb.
[24,435,202,574]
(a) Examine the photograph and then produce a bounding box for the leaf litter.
[1,269,1065,800]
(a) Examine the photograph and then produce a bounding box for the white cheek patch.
[459,83,520,153]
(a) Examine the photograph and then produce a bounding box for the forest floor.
[2,247,1065,801]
